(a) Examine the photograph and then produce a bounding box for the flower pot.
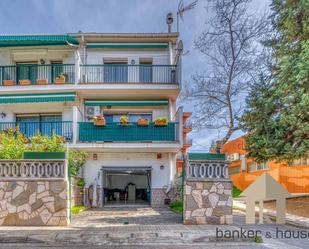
[19,79,31,86]
[155,120,168,126]
[37,79,48,85]
[55,78,66,84]
[94,118,106,126]
[137,119,149,126]
[120,121,129,126]
[3,79,15,86]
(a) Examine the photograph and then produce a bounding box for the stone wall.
[151,188,167,207]
[0,180,68,226]
[183,179,233,225]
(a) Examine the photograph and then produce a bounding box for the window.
[103,113,152,123]
[139,58,153,83]
[103,58,128,82]
[248,162,268,172]
[16,114,62,137]
[290,157,309,166]
[229,166,241,175]
[51,61,64,82]
[16,61,38,84]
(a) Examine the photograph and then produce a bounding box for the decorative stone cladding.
[151,188,167,207]
[184,156,233,225]
[0,160,69,226]
[183,179,233,225]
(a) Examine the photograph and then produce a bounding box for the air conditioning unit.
[86,106,100,118]
[227,153,240,161]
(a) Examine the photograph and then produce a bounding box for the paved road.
[0,242,269,249]
[0,208,308,249]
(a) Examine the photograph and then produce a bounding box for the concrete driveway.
[71,207,182,227]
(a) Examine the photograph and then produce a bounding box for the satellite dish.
[177,40,184,52]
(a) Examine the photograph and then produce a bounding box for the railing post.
[72,106,78,144]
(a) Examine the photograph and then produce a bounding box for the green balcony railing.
[0,121,73,141]
[78,122,178,142]
[0,64,75,86]
[80,64,179,84]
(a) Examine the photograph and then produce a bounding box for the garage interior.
[102,167,152,206]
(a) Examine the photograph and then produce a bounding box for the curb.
[0,236,44,243]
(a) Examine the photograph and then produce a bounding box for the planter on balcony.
[37,79,48,85]
[19,79,31,86]
[120,115,129,126]
[55,77,66,84]
[155,117,168,126]
[93,116,106,126]
[137,118,149,126]
[3,79,15,86]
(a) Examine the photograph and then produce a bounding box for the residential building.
[0,33,191,207]
[221,136,309,193]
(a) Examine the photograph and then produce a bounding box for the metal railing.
[78,122,179,142]
[0,121,73,141]
[80,64,178,84]
[0,64,75,85]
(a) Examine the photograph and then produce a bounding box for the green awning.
[0,92,76,104]
[84,100,168,106]
[188,153,226,161]
[86,42,168,49]
[0,35,78,47]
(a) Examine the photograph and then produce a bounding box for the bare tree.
[183,0,269,145]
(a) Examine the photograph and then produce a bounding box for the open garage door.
[102,167,152,206]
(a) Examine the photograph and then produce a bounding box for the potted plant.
[3,79,15,86]
[120,115,129,125]
[93,116,105,126]
[137,117,149,126]
[37,79,48,85]
[55,73,66,84]
[155,117,168,126]
[19,79,31,86]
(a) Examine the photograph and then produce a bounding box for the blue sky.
[0,0,270,151]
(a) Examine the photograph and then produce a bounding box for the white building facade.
[0,33,184,207]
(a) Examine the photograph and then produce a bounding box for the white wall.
[0,102,74,122]
[83,152,176,189]
[0,47,75,65]
[86,50,169,65]
[90,106,169,122]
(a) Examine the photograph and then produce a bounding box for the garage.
[102,167,152,206]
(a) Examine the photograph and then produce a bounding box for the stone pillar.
[183,179,233,225]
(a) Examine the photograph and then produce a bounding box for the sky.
[0,0,271,151]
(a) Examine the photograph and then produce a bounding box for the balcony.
[0,121,73,141]
[0,64,75,86]
[78,122,178,142]
[0,64,180,86]
[80,64,179,84]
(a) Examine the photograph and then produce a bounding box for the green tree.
[68,149,87,177]
[241,0,309,162]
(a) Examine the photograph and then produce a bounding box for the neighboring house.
[221,136,309,193]
[0,32,191,207]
